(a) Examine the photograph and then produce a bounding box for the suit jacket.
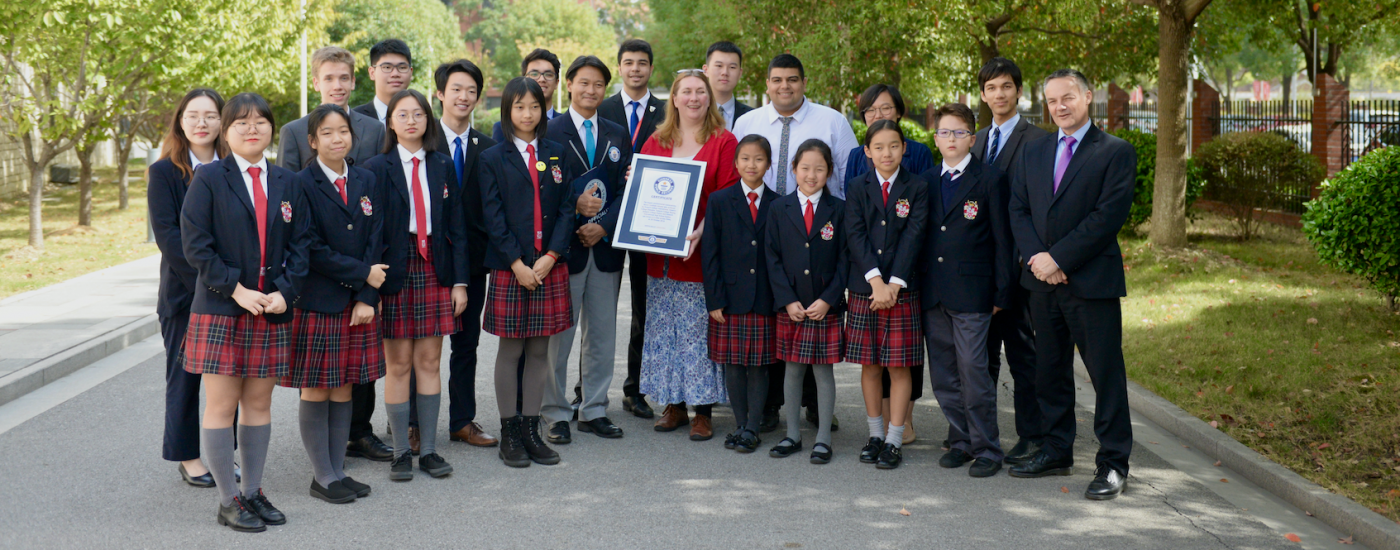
[148,158,198,317]
[845,168,928,294]
[973,116,1050,174]
[477,137,576,271]
[295,163,384,312]
[434,124,496,276]
[1009,124,1136,299]
[732,100,754,130]
[180,156,307,322]
[277,107,385,171]
[361,148,469,295]
[350,102,379,124]
[701,183,779,314]
[599,92,666,153]
[765,192,848,313]
[544,110,633,274]
[918,157,1014,313]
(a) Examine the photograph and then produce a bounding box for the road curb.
[0,314,160,408]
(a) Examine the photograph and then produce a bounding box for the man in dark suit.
[969,57,1049,465]
[278,46,385,171]
[490,48,563,142]
[1007,69,1136,501]
[598,38,666,419]
[703,41,753,130]
[351,39,412,125]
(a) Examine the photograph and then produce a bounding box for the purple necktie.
[1053,135,1077,193]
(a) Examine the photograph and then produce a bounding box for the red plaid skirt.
[282,305,387,388]
[777,312,844,365]
[483,266,573,339]
[707,312,776,366]
[181,312,290,378]
[380,251,461,340]
[844,291,924,367]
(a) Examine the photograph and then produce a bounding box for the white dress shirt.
[189,151,219,172]
[569,109,599,162]
[232,155,269,203]
[731,97,859,199]
[940,153,971,180]
[796,187,821,212]
[513,136,540,169]
[863,167,906,288]
[317,157,348,187]
[985,113,1021,161]
[441,119,472,158]
[623,89,651,131]
[372,96,389,123]
[398,144,431,235]
[740,179,765,211]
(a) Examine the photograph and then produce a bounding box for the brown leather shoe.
[449,422,499,447]
[653,404,690,432]
[408,426,421,456]
[689,415,713,441]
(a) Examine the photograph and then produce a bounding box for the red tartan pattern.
[844,291,924,367]
[776,312,845,365]
[282,305,386,388]
[380,250,461,339]
[483,266,573,339]
[706,312,776,366]
[181,312,290,378]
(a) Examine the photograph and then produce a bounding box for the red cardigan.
[638,129,739,283]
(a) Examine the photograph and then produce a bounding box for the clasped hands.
[1028,252,1067,285]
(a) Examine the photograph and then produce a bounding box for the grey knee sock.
[415,393,441,456]
[237,423,272,498]
[520,337,550,417]
[747,365,769,434]
[812,364,836,447]
[725,365,750,431]
[202,426,238,506]
[784,362,806,443]
[386,401,411,459]
[327,400,352,479]
[495,338,525,418]
[298,400,337,487]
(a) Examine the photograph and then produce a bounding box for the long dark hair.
[792,138,833,174]
[305,104,357,168]
[160,89,228,179]
[499,77,549,143]
[381,89,440,154]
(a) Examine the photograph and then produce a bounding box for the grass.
[0,164,157,300]
[1122,211,1400,523]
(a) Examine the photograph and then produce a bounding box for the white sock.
[886,424,905,448]
[867,415,885,439]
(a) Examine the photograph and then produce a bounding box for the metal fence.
[1201,100,1316,214]
[1340,99,1400,168]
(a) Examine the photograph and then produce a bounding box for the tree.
[1260,0,1400,84]
[328,0,467,110]
[462,0,615,108]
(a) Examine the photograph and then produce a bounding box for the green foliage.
[1303,146,1400,301]
[1197,132,1324,240]
[328,0,466,109]
[472,107,500,136]
[463,0,616,106]
[1109,128,1204,232]
[851,118,942,166]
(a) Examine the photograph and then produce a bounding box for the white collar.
[189,150,218,170]
[622,89,651,107]
[740,179,765,196]
[317,157,348,184]
[440,119,472,144]
[513,135,539,154]
[569,109,599,132]
[941,154,971,175]
[875,167,900,186]
[766,97,810,123]
[396,144,426,163]
[233,154,267,175]
[372,96,389,121]
[798,188,823,206]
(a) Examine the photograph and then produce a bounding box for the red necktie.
[334,176,347,205]
[803,199,814,234]
[881,180,891,206]
[248,166,268,291]
[527,144,542,252]
[747,192,758,222]
[411,157,429,260]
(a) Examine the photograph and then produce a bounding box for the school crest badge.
[551,165,563,183]
[895,198,910,218]
[443,185,448,199]
[608,146,620,163]
[963,200,978,220]
[820,221,835,241]
[280,201,292,223]
[360,196,373,216]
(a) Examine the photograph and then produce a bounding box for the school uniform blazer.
[842,139,937,184]
[180,156,307,323]
[1009,124,1136,300]
[599,92,666,153]
[277,108,385,171]
[295,164,384,312]
[918,157,1015,314]
[973,117,1050,175]
[765,192,848,314]
[361,148,469,295]
[478,137,576,271]
[350,102,379,123]
[433,124,496,276]
[844,168,928,295]
[701,184,779,314]
[544,111,633,274]
[148,159,198,318]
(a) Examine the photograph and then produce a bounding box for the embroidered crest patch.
[964,200,979,220]
[551,165,563,183]
[608,146,620,163]
[360,196,373,216]
[280,201,292,223]
[895,198,910,218]
[443,185,448,199]
[820,221,835,241]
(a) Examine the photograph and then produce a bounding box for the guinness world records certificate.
[612,154,707,258]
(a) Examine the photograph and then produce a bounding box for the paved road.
[0,275,1342,549]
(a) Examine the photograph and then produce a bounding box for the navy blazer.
[1009,124,1136,300]
[350,102,380,124]
[295,163,384,312]
[765,192,848,313]
[842,139,937,184]
[599,92,666,153]
[701,184,779,314]
[478,137,576,270]
[180,156,307,322]
[361,148,469,295]
[545,110,633,274]
[148,158,198,318]
[845,168,928,294]
[434,124,497,276]
[918,157,1015,313]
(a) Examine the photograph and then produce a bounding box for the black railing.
[1201,100,1316,214]
[1339,99,1400,169]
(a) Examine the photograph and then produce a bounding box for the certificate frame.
[611,153,708,258]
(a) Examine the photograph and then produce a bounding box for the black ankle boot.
[522,416,561,465]
[498,416,530,468]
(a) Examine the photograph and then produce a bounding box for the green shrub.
[1302,146,1400,305]
[1197,132,1323,240]
[1109,128,1206,232]
[472,107,500,136]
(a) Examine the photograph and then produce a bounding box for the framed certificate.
[612,154,708,258]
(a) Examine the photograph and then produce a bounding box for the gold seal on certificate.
[612,154,708,258]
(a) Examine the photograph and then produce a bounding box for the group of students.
[151,35,1139,534]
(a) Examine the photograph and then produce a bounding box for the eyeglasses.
[863,105,897,117]
[230,121,272,135]
[675,69,704,77]
[375,63,411,74]
[393,112,426,123]
[935,129,975,139]
[182,114,221,126]
[526,70,557,81]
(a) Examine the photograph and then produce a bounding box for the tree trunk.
[1282,71,1293,106]
[1149,1,1193,248]
[27,164,45,250]
[77,145,94,227]
[976,40,998,130]
[116,131,134,210]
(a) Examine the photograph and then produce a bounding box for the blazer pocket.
[958,261,992,277]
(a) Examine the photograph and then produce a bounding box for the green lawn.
[1122,211,1400,522]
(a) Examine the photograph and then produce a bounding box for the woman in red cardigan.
[638,70,740,441]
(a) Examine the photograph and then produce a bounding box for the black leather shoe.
[499,417,531,468]
[804,407,838,431]
[217,496,266,532]
[1004,439,1043,466]
[547,420,572,444]
[810,442,833,464]
[310,479,357,504]
[347,434,394,462]
[570,393,581,421]
[1085,465,1127,500]
[859,437,885,464]
[939,448,973,469]
[724,432,738,449]
[769,437,802,458]
[969,457,1003,478]
[180,463,215,488]
[418,453,453,478]
[234,463,241,484]
[522,416,561,465]
[622,395,654,419]
[758,406,780,433]
[340,476,370,498]
[735,430,761,453]
[876,445,902,469]
[245,490,285,525]
[578,417,624,438]
[389,452,413,481]
[1008,452,1074,478]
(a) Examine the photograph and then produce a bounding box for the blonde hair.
[651,70,726,150]
[311,46,356,78]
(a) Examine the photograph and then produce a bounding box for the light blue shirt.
[986,113,1021,160]
[1054,121,1093,170]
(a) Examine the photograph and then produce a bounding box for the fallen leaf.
[899,507,910,516]
[1317,443,1331,450]
[1284,533,1301,543]
[1388,489,1400,498]
[1214,460,1222,467]
[1220,478,1230,483]
[1225,385,1235,394]
[1339,535,1355,544]
[1061,486,1069,493]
